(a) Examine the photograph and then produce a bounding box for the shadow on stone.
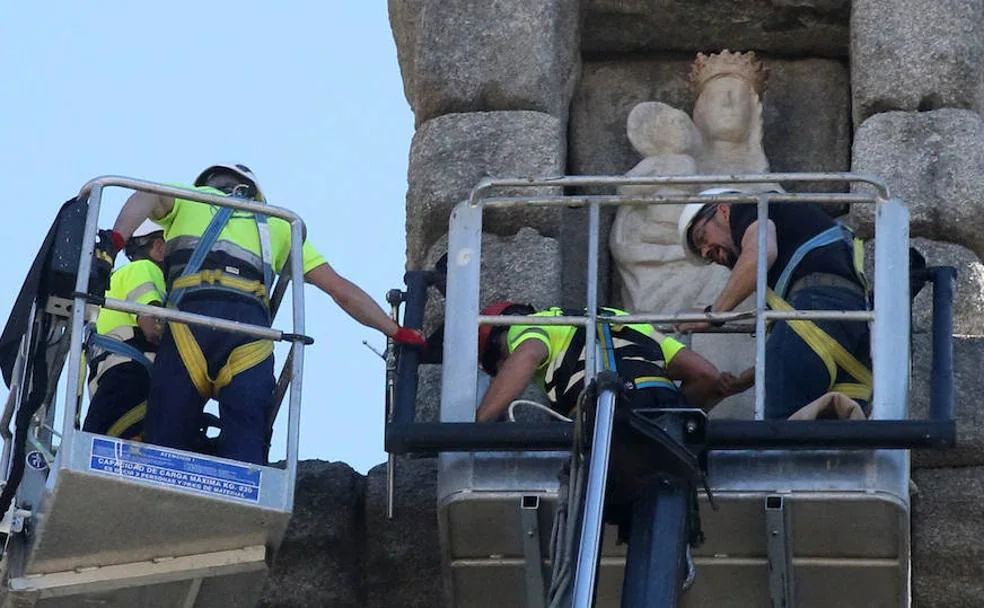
[260,461,367,608]
[365,457,442,608]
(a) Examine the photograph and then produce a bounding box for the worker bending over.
[676,194,871,418]
[476,302,739,422]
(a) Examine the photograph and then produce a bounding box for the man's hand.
[392,326,427,347]
[675,320,711,334]
[718,373,742,397]
[95,229,125,263]
[674,304,716,334]
[719,367,755,396]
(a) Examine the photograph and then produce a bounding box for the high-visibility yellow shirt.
[95,259,166,335]
[506,307,685,413]
[153,184,326,279]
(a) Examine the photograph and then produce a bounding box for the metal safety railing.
[386,172,953,453]
[51,176,312,505]
[383,172,955,607]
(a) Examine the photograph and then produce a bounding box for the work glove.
[90,229,125,296]
[94,229,124,265]
[392,326,427,347]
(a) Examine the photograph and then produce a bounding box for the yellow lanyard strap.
[766,290,873,401]
[106,401,147,439]
[170,321,274,399]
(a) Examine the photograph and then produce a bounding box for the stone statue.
[609,50,779,418]
[611,50,780,313]
[689,50,780,191]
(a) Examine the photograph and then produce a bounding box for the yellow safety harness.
[171,269,270,310]
[170,321,274,398]
[106,401,147,439]
[166,200,275,398]
[768,224,873,403]
[765,290,872,402]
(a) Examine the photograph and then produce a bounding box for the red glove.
[109,230,126,252]
[392,326,427,347]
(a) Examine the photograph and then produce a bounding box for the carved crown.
[690,50,768,95]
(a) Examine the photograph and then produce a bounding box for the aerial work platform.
[0,177,313,607]
[384,173,956,607]
[439,450,908,607]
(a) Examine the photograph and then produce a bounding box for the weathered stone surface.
[912,467,984,606]
[414,363,443,424]
[559,206,617,307]
[864,238,984,336]
[570,60,693,179]
[421,228,563,337]
[388,0,423,108]
[365,458,441,608]
[911,334,984,469]
[850,110,984,261]
[407,111,565,269]
[913,240,984,336]
[762,59,851,194]
[582,0,849,57]
[851,0,984,126]
[412,0,581,126]
[414,230,561,423]
[260,461,365,608]
[415,362,550,423]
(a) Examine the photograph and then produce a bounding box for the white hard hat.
[677,188,745,264]
[194,162,265,202]
[125,219,165,261]
[132,219,163,238]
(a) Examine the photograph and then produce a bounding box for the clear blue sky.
[0,3,414,473]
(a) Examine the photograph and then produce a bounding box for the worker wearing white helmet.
[93,163,426,465]
[83,219,166,441]
[675,188,872,419]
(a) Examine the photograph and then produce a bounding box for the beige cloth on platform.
[787,391,868,421]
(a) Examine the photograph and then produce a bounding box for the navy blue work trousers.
[83,360,150,440]
[143,297,274,464]
[764,285,871,419]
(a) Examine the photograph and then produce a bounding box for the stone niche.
[569,56,851,192]
[565,55,852,305]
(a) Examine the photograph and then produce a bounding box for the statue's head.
[690,50,767,144]
[626,101,701,158]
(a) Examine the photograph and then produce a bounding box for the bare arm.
[476,340,549,422]
[304,262,400,337]
[712,219,778,313]
[112,191,174,240]
[665,347,727,411]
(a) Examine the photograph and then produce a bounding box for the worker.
[95,163,426,464]
[83,221,166,440]
[475,302,738,423]
[676,192,871,419]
